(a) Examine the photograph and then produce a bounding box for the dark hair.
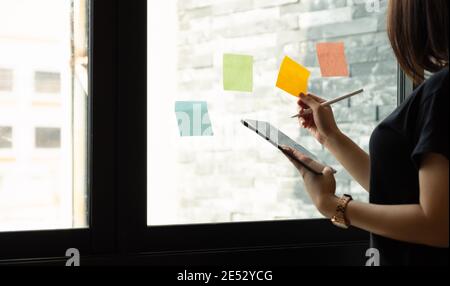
[387,0,449,84]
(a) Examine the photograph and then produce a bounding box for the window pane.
[0,0,89,231]
[34,71,61,94]
[35,127,61,149]
[148,0,397,225]
[0,69,13,92]
[0,126,12,148]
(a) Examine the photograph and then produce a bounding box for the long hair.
[387,0,449,84]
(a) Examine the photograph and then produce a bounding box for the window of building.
[35,127,61,149]
[0,0,418,263]
[34,71,61,94]
[0,126,12,148]
[0,68,13,92]
[0,0,88,232]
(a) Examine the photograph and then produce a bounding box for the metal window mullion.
[397,64,414,105]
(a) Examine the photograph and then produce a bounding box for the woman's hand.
[298,93,341,147]
[280,145,337,217]
[298,93,372,192]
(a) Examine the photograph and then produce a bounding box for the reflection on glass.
[0,0,89,231]
[148,0,397,225]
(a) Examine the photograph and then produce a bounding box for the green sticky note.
[223,54,253,92]
[175,101,214,137]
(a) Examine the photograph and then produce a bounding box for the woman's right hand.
[298,93,341,147]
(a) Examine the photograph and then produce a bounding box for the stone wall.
[172,0,396,223]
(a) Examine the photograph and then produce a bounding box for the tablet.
[241,119,336,175]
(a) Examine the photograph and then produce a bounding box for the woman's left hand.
[280,145,337,217]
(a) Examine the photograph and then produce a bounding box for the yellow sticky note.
[276,56,311,97]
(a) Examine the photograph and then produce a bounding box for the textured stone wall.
[173,0,396,223]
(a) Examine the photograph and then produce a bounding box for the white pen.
[290,89,365,118]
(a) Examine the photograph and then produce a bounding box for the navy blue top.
[369,67,449,266]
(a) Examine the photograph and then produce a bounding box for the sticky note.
[223,54,253,92]
[316,42,349,77]
[276,56,311,97]
[175,101,214,137]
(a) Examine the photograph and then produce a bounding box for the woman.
[281,0,448,266]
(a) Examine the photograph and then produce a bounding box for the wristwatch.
[331,194,353,229]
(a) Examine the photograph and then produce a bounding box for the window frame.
[0,0,117,260]
[0,0,414,262]
[397,64,415,105]
[116,1,411,255]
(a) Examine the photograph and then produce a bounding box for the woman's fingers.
[280,145,312,178]
[281,146,335,176]
[280,146,303,166]
[307,93,327,104]
[286,155,307,178]
[323,167,335,176]
[298,94,323,106]
[281,147,303,168]
[299,93,321,111]
[298,100,310,110]
[297,94,321,128]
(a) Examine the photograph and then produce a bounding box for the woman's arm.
[298,94,371,191]
[283,146,449,248]
[324,132,371,191]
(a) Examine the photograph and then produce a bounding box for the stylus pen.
[290,88,364,118]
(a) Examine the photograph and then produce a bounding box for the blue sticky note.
[175,101,214,137]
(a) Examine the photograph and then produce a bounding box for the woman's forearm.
[324,131,371,191]
[322,197,449,248]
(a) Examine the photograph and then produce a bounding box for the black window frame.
[116,1,411,255]
[0,0,413,262]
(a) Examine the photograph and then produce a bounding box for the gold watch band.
[331,194,353,229]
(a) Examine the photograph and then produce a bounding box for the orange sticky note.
[276,56,311,97]
[316,42,349,77]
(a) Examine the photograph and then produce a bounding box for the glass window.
[35,127,61,149]
[148,0,397,225]
[0,0,89,232]
[34,71,61,94]
[0,126,12,148]
[0,68,13,92]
